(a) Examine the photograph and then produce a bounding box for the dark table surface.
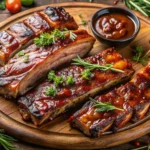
[0,0,150,150]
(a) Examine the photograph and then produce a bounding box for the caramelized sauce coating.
[44,6,74,22]
[0,31,19,62]
[39,6,78,30]
[7,22,34,44]
[95,14,135,40]
[18,48,133,119]
[24,13,51,36]
[71,65,150,134]
[0,30,91,93]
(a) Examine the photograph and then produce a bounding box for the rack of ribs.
[0,6,78,65]
[0,29,95,98]
[18,48,134,126]
[70,65,150,137]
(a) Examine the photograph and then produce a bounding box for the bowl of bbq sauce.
[91,7,140,47]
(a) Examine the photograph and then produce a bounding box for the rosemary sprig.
[90,98,124,112]
[0,129,17,150]
[132,46,150,65]
[125,0,150,17]
[72,56,124,73]
[34,28,77,47]
[132,144,150,150]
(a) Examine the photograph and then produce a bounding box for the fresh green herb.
[79,14,88,26]
[72,56,124,73]
[90,98,124,112]
[132,144,150,150]
[132,46,150,65]
[18,51,25,57]
[0,0,5,10]
[34,29,77,47]
[0,129,17,150]
[24,55,29,63]
[48,70,56,81]
[54,76,64,87]
[69,31,77,41]
[45,87,57,97]
[125,0,150,17]
[81,69,92,80]
[66,76,75,85]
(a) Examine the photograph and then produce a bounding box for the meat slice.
[23,13,51,36]
[0,31,20,65]
[0,6,78,65]
[39,6,78,30]
[7,22,34,45]
[70,65,150,137]
[18,48,134,126]
[0,30,95,98]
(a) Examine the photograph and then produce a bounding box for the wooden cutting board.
[0,2,150,150]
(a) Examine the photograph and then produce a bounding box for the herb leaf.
[72,56,124,73]
[24,55,29,63]
[66,76,75,85]
[0,129,17,150]
[48,70,56,81]
[54,76,64,87]
[79,14,88,26]
[18,51,25,57]
[45,87,57,97]
[34,29,77,47]
[132,46,150,65]
[90,98,124,112]
[125,0,150,17]
[81,69,92,79]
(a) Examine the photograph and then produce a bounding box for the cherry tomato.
[6,0,22,14]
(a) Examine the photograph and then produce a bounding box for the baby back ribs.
[18,48,134,126]
[70,65,150,137]
[0,6,78,65]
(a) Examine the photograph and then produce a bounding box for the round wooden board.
[0,2,150,149]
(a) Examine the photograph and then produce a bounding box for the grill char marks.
[70,65,150,137]
[18,48,134,126]
[0,6,78,65]
[0,30,95,98]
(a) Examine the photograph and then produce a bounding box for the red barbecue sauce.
[95,13,135,40]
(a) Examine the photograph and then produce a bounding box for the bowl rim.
[90,7,140,42]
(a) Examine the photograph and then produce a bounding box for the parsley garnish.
[18,51,25,57]
[0,129,17,150]
[81,69,92,80]
[132,46,150,65]
[48,70,56,81]
[72,56,124,73]
[79,14,88,26]
[54,76,64,87]
[34,29,77,47]
[24,55,29,63]
[90,98,123,112]
[66,76,75,85]
[45,87,57,97]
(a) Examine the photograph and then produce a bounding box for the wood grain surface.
[0,1,150,150]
